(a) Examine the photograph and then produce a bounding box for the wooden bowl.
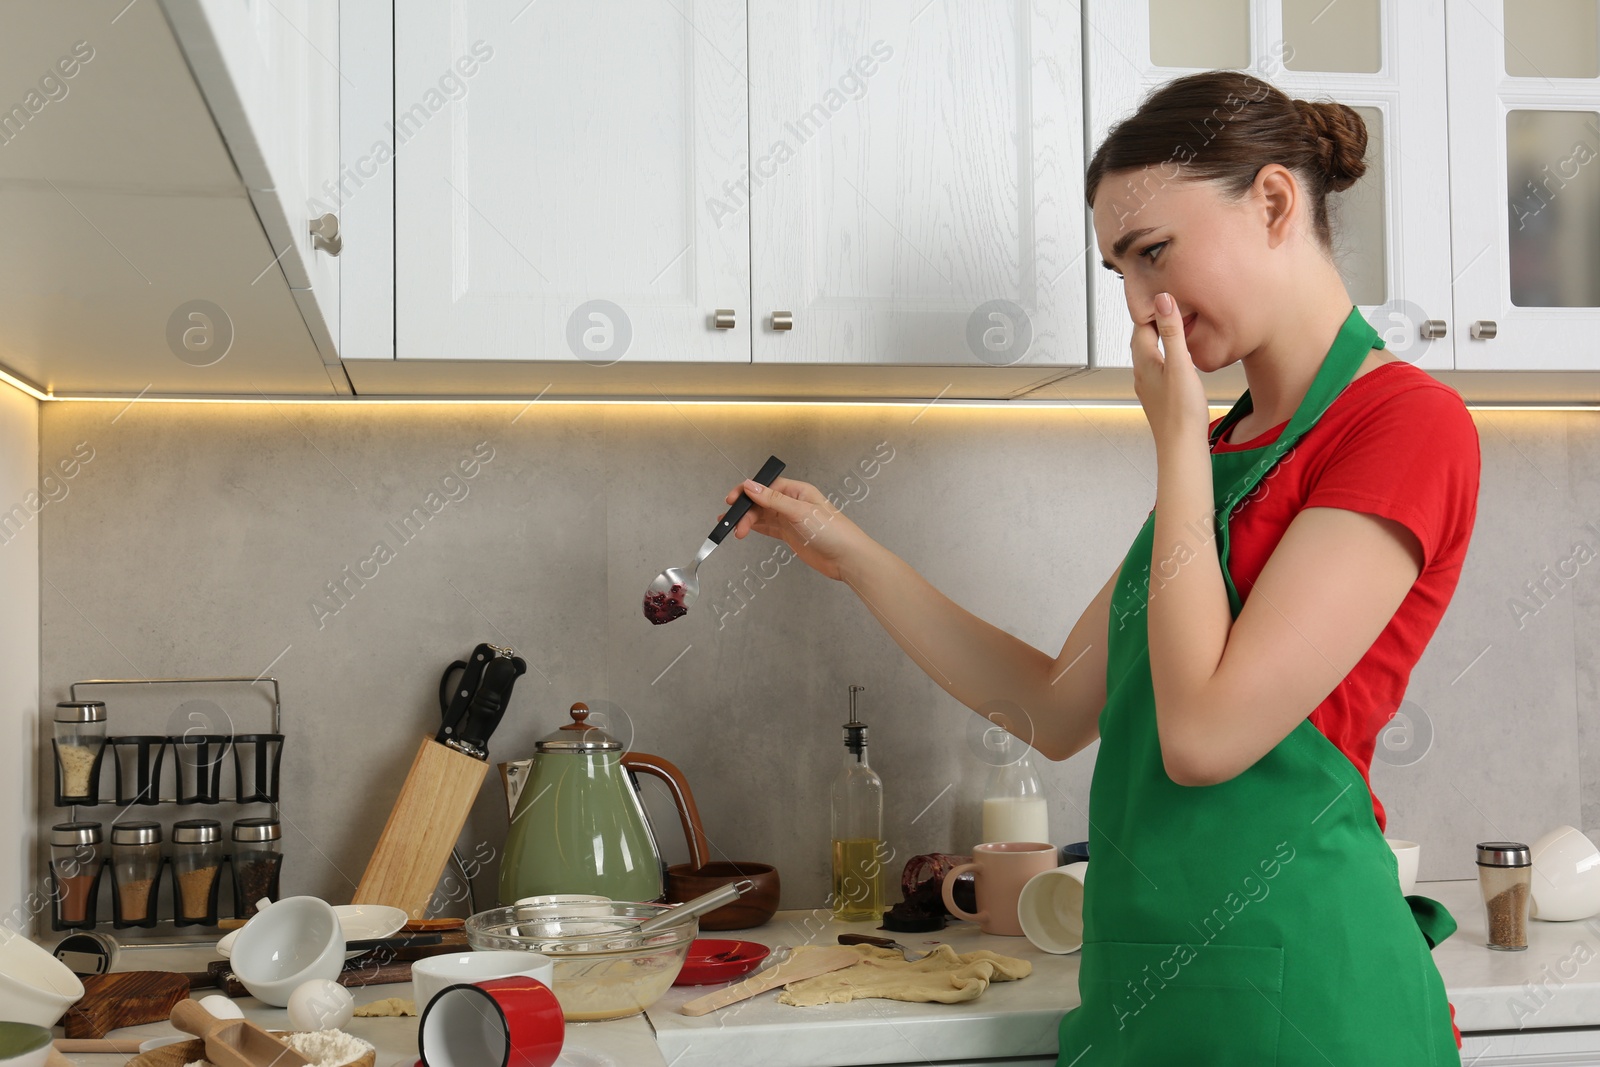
[127,1035,376,1067]
[666,861,780,930]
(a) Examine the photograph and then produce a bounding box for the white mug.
[1386,839,1419,896]
[1017,861,1089,954]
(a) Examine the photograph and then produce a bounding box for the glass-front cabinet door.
[1084,1,1453,370]
[1448,0,1600,370]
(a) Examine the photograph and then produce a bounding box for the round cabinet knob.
[308,213,341,256]
[1470,320,1497,340]
[771,311,794,331]
[713,309,736,330]
[1419,319,1447,340]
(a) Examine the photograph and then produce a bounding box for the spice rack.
[47,676,284,940]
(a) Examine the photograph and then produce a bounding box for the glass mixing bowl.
[465,902,695,1021]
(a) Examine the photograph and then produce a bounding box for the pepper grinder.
[1476,841,1532,951]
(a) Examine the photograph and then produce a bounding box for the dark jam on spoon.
[644,583,689,625]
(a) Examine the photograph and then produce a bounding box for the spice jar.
[52,701,107,805]
[171,819,224,926]
[110,821,163,928]
[230,818,282,919]
[1477,841,1533,951]
[50,822,104,930]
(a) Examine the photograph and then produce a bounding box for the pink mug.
[941,842,1057,936]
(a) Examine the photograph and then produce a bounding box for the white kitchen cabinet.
[1446,0,1600,371]
[1084,0,1455,370]
[161,0,345,375]
[0,0,339,398]
[389,0,751,365]
[748,1,1085,367]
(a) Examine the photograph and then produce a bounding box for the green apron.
[1056,307,1460,1065]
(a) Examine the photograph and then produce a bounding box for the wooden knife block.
[353,736,489,920]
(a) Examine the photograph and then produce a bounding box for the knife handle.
[709,455,785,545]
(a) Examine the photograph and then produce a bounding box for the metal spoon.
[643,455,785,625]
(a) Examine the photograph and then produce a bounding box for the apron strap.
[1404,894,1458,950]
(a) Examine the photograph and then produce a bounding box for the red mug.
[419,975,565,1067]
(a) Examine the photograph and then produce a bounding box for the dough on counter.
[353,996,416,1017]
[777,943,1031,1007]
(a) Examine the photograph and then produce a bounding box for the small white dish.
[411,950,555,1016]
[218,901,405,959]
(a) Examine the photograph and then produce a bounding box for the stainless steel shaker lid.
[54,700,106,723]
[231,817,281,842]
[535,702,621,752]
[1476,841,1531,866]
[111,821,162,845]
[50,821,102,846]
[172,819,222,844]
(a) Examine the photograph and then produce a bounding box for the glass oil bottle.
[831,684,885,923]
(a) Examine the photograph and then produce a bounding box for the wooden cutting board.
[62,970,191,1038]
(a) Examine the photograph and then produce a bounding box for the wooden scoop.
[171,999,312,1067]
[679,946,860,1016]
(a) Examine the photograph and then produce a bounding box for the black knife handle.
[708,455,785,545]
[453,654,527,758]
[438,643,497,741]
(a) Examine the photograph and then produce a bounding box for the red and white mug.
[418,975,565,1067]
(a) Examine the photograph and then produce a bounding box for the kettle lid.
[535,702,621,752]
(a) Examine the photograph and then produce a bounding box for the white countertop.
[55,879,1600,1067]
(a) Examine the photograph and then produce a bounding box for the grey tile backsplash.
[34,399,1596,915]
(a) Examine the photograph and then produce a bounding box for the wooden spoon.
[170,999,312,1067]
[679,946,860,1016]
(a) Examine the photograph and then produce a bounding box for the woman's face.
[1091,167,1284,372]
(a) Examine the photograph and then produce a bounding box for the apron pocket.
[1080,939,1285,1065]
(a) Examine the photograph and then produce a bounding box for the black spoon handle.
[708,455,785,545]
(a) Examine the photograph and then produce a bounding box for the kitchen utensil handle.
[838,933,899,950]
[620,751,711,870]
[170,997,222,1040]
[708,455,785,545]
[941,862,985,923]
[637,879,754,934]
[54,1038,147,1053]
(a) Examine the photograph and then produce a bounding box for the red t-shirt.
[1207,360,1481,833]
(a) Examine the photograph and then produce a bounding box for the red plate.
[673,939,772,986]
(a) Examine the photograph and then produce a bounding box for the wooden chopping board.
[62,971,191,1038]
[127,1036,376,1067]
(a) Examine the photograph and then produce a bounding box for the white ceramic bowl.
[1530,825,1600,921]
[0,1021,52,1067]
[411,950,556,1015]
[1017,862,1089,954]
[218,901,406,959]
[0,929,84,1027]
[1386,839,1420,896]
[229,895,346,1006]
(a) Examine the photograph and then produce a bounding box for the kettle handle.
[620,752,710,871]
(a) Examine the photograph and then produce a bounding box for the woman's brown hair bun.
[1295,98,1369,193]
[1086,70,1372,251]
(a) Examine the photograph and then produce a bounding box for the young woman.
[722,70,1479,1065]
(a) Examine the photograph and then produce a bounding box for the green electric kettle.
[497,702,710,905]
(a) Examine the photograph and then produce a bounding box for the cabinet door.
[1085,1,1452,370]
[393,0,749,364]
[749,1,1084,367]
[1447,0,1600,370]
[162,0,344,368]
